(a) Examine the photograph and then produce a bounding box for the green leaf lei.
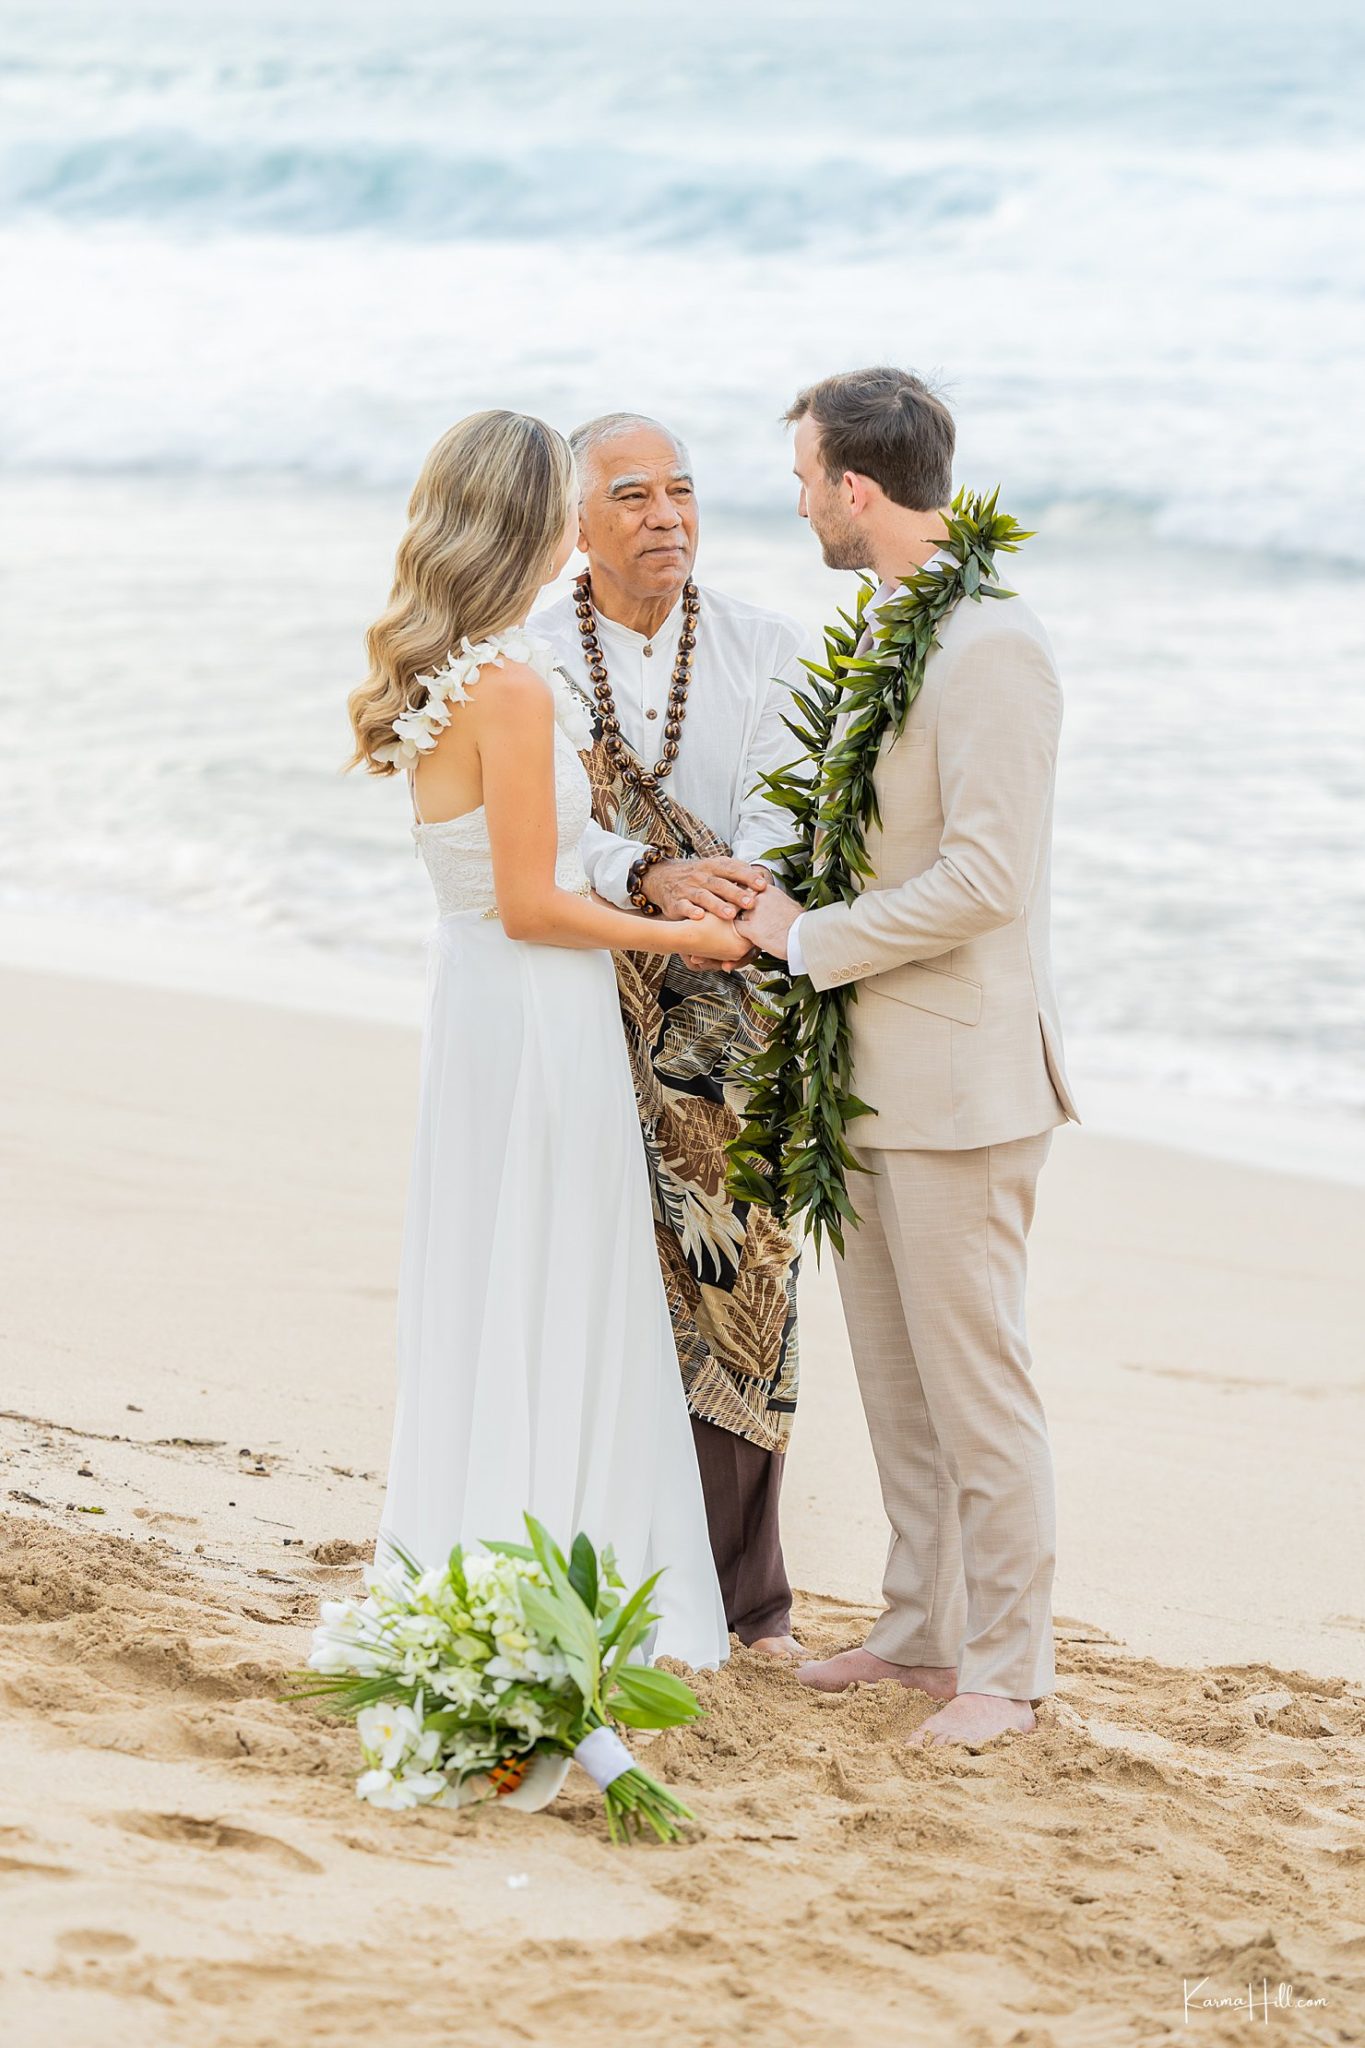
[725,487,1033,1257]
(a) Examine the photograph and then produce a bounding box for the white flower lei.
[375,626,590,768]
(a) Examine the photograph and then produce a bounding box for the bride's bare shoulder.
[467,658,556,725]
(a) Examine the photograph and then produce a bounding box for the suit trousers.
[833,1131,1056,1700]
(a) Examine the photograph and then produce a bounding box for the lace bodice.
[407,634,594,921]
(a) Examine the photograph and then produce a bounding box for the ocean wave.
[2,1,1361,564]
[0,134,1004,248]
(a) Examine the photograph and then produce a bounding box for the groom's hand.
[736,883,801,960]
[641,856,769,921]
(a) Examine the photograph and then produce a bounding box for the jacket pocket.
[862,961,982,1025]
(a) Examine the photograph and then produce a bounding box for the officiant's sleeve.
[734,622,818,873]
[579,817,643,909]
[795,627,1061,990]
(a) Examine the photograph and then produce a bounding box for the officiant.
[538,412,808,1658]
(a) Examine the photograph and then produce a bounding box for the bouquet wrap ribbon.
[573,1727,635,1790]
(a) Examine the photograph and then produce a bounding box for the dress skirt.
[380,912,729,1670]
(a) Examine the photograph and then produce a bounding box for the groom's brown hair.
[786,367,954,511]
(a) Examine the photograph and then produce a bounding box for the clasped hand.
[643,855,768,922]
[646,855,766,974]
[652,857,804,970]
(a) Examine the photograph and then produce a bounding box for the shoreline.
[4,902,1363,1191]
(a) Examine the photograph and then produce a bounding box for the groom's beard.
[811,508,865,572]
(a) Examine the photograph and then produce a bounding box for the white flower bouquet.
[291,1516,703,1843]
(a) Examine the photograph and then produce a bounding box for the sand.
[2,965,1364,2046]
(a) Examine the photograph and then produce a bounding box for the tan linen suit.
[797,582,1078,1700]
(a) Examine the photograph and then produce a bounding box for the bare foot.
[912,1693,1036,1748]
[797,1647,957,1698]
[747,1633,807,1660]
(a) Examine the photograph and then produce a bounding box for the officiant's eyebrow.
[606,466,693,497]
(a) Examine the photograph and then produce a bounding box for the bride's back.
[407,633,594,921]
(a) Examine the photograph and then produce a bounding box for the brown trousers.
[690,1417,792,1645]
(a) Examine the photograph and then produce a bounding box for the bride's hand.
[674,910,753,964]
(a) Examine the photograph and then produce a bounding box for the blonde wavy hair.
[348,409,576,775]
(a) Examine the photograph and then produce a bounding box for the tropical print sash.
[568,678,800,1452]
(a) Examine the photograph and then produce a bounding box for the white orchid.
[428,1662,487,1709]
[356,1698,440,1774]
[412,1565,448,1605]
[356,1765,449,1811]
[416,646,480,704]
[318,1597,363,1631]
[356,1702,415,1771]
[387,629,568,768]
[490,626,557,681]
[396,699,448,743]
[364,1557,411,1604]
[380,700,445,771]
[390,1611,445,1652]
[355,1767,405,1809]
[309,1636,388,1678]
[308,1596,391,1676]
[482,1641,531,1679]
[458,637,501,673]
[501,1694,547,1742]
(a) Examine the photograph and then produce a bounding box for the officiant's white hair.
[570,412,691,489]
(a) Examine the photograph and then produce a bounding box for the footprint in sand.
[114,1811,321,1874]
[57,1928,137,1955]
[0,1852,76,1880]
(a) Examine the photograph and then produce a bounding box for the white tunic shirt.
[536,582,812,907]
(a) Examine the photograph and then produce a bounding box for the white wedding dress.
[379,629,728,1669]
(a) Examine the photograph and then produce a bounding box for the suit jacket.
[796,584,1079,1151]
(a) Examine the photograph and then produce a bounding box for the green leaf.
[568,1531,599,1615]
[604,1664,704,1729]
[600,1568,665,1658]
[522,1512,570,1582]
[519,1580,600,1701]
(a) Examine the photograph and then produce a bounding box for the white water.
[2,0,1362,1126]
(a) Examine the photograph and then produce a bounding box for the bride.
[348,411,739,1668]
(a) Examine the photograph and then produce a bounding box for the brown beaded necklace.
[573,570,699,794]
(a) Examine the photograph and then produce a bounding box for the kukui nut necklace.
[573,570,699,794]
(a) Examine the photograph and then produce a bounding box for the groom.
[739,367,1079,1745]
